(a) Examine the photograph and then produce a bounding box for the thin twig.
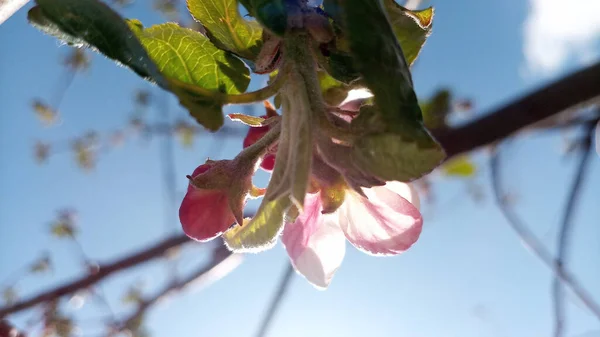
[489,144,600,323]
[114,245,242,333]
[552,121,596,337]
[0,234,191,317]
[254,263,295,337]
[0,319,26,337]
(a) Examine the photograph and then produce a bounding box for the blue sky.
[1,1,599,337]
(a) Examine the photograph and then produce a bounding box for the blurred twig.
[0,234,190,317]
[489,143,600,324]
[112,245,242,334]
[0,319,26,337]
[552,120,596,337]
[254,263,294,337]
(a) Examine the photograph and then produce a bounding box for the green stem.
[284,32,357,143]
[234,122,282,166]
[167,68,287,105]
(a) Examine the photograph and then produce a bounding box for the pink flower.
[179,163,236,242]
[282,182,422,288]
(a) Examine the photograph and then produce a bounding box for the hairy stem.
[167,69,286,105]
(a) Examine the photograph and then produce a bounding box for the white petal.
[338,185,423,256]
[291,217,346,289]
[382,181,420,210]
[282,193,346,289]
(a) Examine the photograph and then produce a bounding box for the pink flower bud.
[179,163,237,242]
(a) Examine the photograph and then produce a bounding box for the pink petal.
[377,181,421,210]
[338,185,423,255]
[282,193,346,289]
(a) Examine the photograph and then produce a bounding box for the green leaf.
[251,0,287,36]
[29,0,166,86]
[318,71,347,105]
[29,0,250,131]
[352,130,445,182]
[127,21,249,94]
[384,1,433,66]
[341,0,420,124]
[332,0,445,180]
[51,222,76,238]
[187,0,263,60]
[420,88,451,129]
[442,156,477,177]
[127,21,251,129]
[222,197,291,252]
[122,287,144,305]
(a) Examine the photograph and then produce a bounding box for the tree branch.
[0,319,26,337]
[436,62,600,158]
[113,245,242,334]
[254,263,295,337]
[0,234,190,317]
[2,61,599,321]
[489,144,600,323]
[552,120,596,337]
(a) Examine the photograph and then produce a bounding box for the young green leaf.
[352,130,446,182]
[29,0,251,131]
[29,0,167,86]
[332,0,445,180]
[251,0,287,36]
[127,21,250,95]
[384,1,434,66]
[187,0,263,60]
[127,21,251,129]
[442,155,477,177]
[223,197,292,252]
[223,117,293,252]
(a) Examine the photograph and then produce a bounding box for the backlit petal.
[338,185,422,255]
[282,193,346,289]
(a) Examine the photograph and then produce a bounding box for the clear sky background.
[1,1,600,337]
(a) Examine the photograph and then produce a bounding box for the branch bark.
[1,62,599,320]
[113,246,242,334]
[0,234,190,317]
[435,62,600,158]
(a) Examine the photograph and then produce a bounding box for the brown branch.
[113,245,242,334]
[0,234,191,317]
[254,263,295,337]
[3,60,599,321]
[436,62,600,158]
[0,319,26,337]
[552,121,596,337]
[489,145,600,323]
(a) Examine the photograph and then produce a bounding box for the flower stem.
[166,69,287,105]
[284,32,357,143]
[234,122,282,166]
